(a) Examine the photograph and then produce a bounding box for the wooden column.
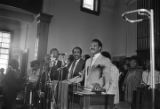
[36,13,52,61]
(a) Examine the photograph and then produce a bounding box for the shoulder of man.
[110,64,119,74]
[79,58,85,64]
[99,54,111,64]
[86,57,92,62]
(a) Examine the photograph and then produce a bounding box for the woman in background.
[123,56,142,109]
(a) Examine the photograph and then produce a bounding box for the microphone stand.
[56,55,66,109]
[46,66,53,109]
[37,65,46,109]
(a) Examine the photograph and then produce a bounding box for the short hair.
[68,54,74,63]
[130,55,139,65]
[9,59,19,69]
[101,51,111,59]
[72,46,82,55]
[50,48,59,54]
[83,54,90,61]
[92,39,102,48]
[30,60,40,68]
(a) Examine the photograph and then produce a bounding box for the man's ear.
[99,47,102,51]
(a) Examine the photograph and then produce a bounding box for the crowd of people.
[0,38,160,109]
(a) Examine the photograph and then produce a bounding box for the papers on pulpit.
[75,89,95,95]
[67,76,82,83]
[74,87,107,95]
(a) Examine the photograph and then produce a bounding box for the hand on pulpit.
[92,83,105,92]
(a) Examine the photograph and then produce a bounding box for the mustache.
[90,48,95,50]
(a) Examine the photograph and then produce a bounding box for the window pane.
[2,38,10,43]
[0,54,9,60]
[0,38,2,42]
[83,0,94,10]
[0,32,2,37]
[1,43,10,48]
[2,33,10,38]
[0,58,8,64]
[0,64,7,72]
[0,49,9,54]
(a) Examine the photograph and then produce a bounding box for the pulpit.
[69,90,114,109]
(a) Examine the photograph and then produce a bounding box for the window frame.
[80,0,100,16]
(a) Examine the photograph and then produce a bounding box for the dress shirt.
[142,70,160,86]
[68,59,80,79]
[69,59,80,74]
[91,52,101,67]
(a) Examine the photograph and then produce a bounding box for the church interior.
[0,0,160,109]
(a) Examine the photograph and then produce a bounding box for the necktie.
[90,56,94,67]
[68,61,76,79]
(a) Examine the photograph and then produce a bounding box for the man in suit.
[67,46,85,83]
[59,47,85,109]
[84,39,112,92]
[43,48,62,109]
[49,48,62,80]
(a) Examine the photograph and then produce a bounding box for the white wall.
[43,0,137,57]
[43,0,113,56]
[111,1,137,57]
[0,0,138,70]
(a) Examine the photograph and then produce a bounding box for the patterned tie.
[68,61,76,79]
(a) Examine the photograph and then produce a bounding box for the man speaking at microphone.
[49,48,62,81]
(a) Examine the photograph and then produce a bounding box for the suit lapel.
[91,54,102,68]
[74,59,80,73]
[87,54,103,77]
[73,59,84,76]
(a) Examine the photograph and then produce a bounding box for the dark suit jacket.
[71,58,85,78]
[50,60,62,80]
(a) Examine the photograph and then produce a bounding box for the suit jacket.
[72,59,85,77]
[84,54,111,91]
[50,60,62,80]
[67,59,85,79]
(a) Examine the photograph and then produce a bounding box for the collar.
[90,53,101,66]
[73,58,81,64]
[93,52,101,59]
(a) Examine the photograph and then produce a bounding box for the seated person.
[142,59,160,87]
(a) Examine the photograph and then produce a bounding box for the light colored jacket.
[84,54,119,104]
[84,54,111,91]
